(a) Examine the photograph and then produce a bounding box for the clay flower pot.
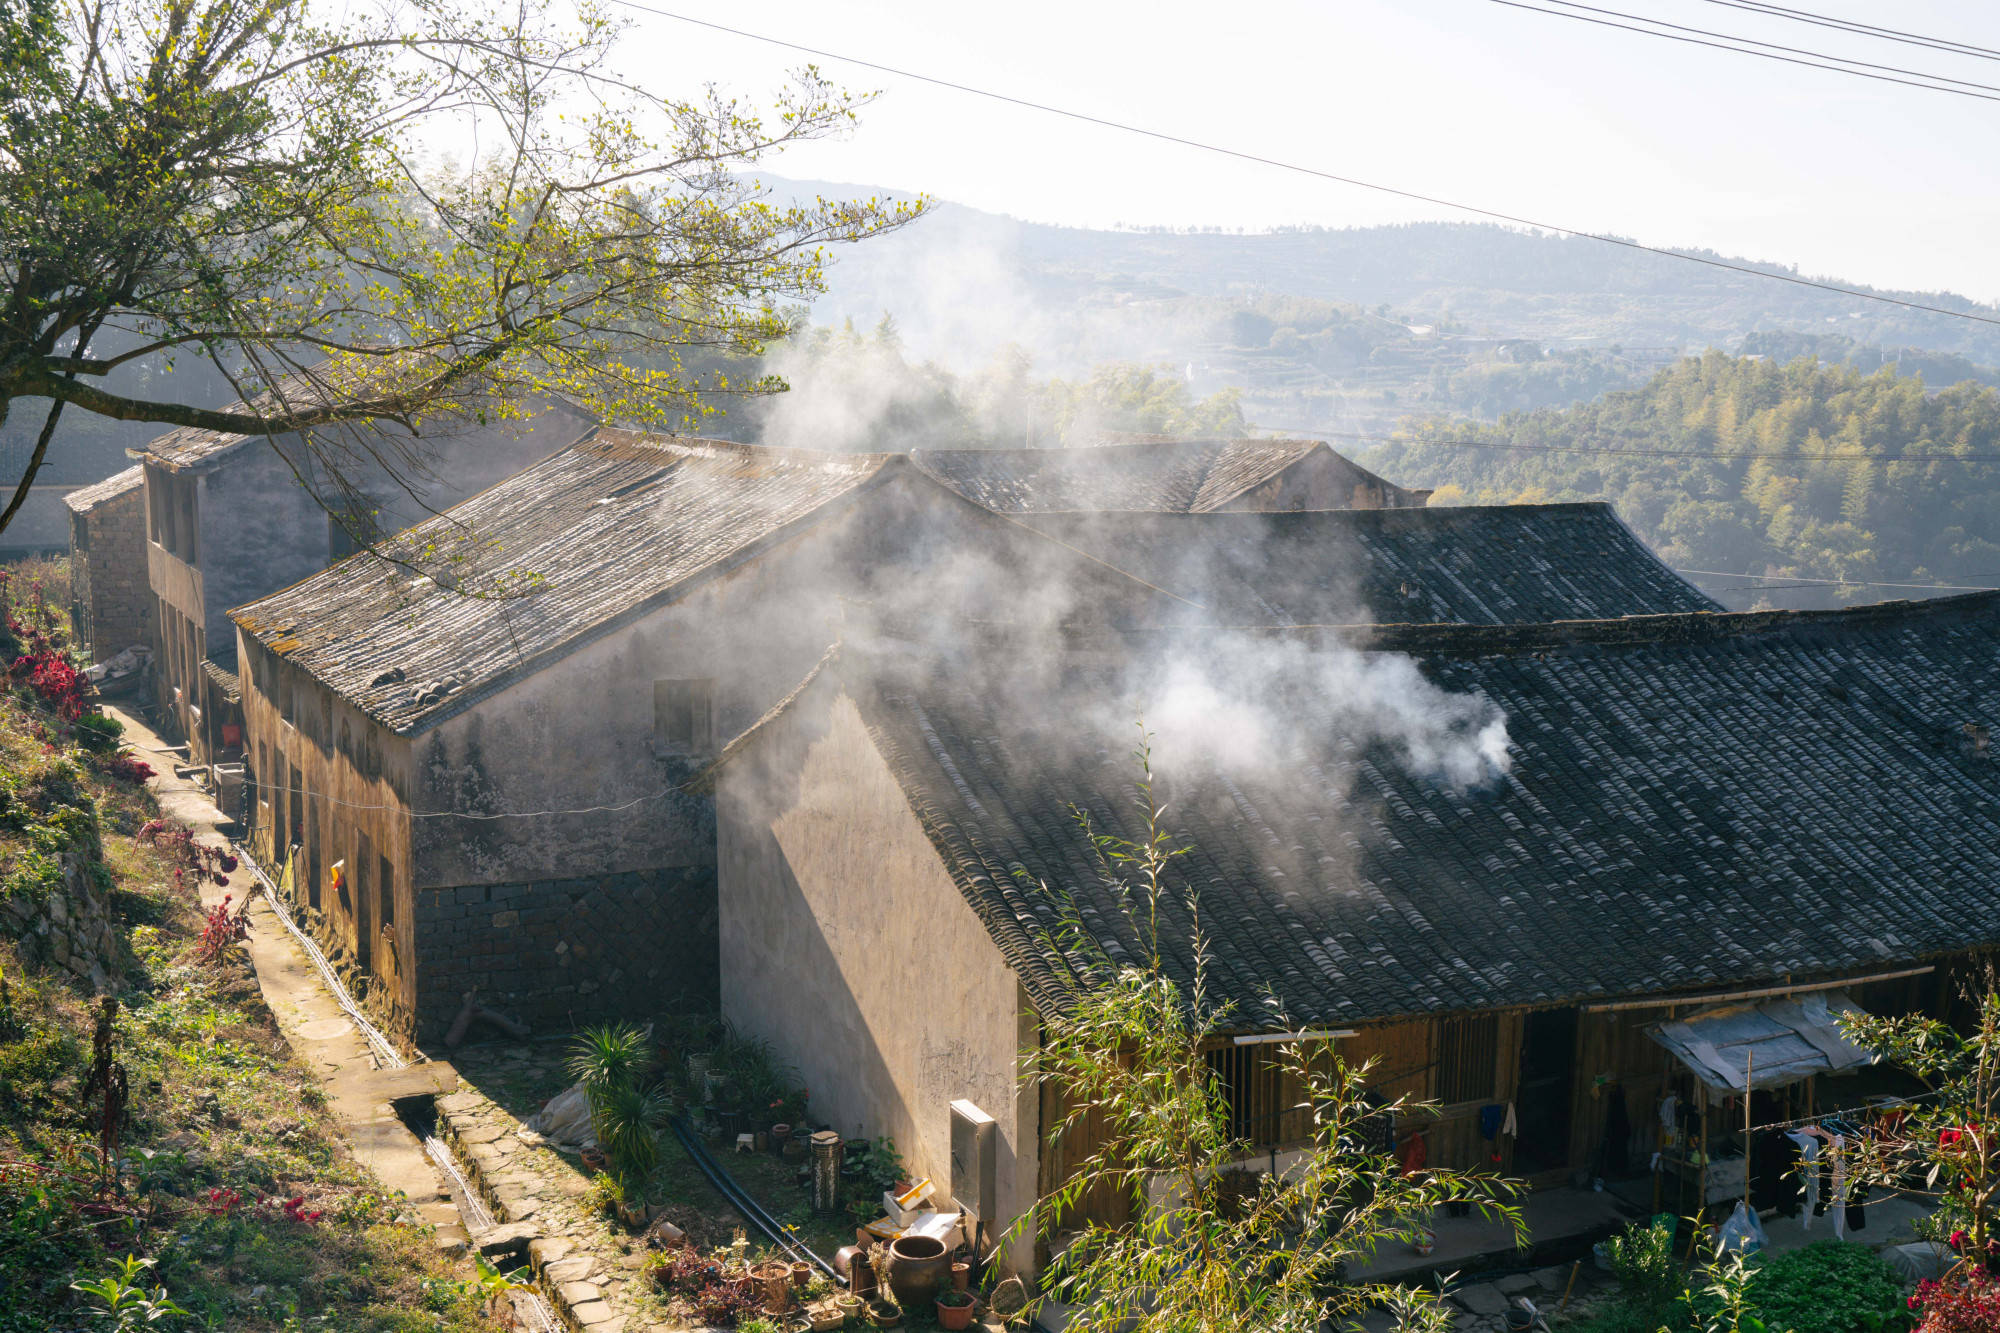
[951,1261,970,1293]
[755,1260,793,1311]
[579,1146,607,1173]
[867,1301,903,1328]
[833,1292,865,1324]
[791,1260,813,1288]
[936,1292,977,1331]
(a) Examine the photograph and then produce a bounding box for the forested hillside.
[1370,354,2000,606]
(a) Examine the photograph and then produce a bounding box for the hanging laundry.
[1784,1129,1821,1229]
[1399,1129,1429,1178]
[1480,1105,1506,1141]
[1830,1135,1848,1242]
[1502,1101,1518,1138]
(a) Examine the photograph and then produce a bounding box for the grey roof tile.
[233,430,897,734]
[849,593,2000,1024]
[1018,503,1718,624]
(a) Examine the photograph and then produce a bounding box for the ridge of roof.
[684,641,843,797]
[1015,501,1721,623]
[908,436,1334,514]
[1086,589,2000,657]
[138,365,337,472]
[63,465,144,513]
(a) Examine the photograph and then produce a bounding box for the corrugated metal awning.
[1648,991,1876,1094]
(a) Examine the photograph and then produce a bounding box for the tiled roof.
[140,367,335,471]
[1018,503,1719,624]
[911,438,1345,512]
[233,430,897,734]
[63,466,143,514]
[849,593,2000,1025]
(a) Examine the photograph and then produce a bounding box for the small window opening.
[653,678,716,755]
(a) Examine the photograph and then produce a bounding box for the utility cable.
[245,778,683,820]
[1518,0,2000,96]
[1251,422,2000,464]
[1488,0,2000,100]
[603,0,2000,331]
[1696,0,2000,65]
[1676,569,1999,592]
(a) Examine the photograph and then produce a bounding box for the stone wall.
[70,483,152,663]
[410,867,717,1045]
[2,850,119,992]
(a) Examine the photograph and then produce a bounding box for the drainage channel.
[238,849,557,1333]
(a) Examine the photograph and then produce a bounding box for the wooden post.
[1700,1091,1710,1210]
[1743,1051,1755,1215]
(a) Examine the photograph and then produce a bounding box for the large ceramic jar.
[884,1235,951,1312]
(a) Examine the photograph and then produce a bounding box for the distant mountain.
[769,175,2000,433]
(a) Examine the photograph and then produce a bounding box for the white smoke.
[1139,633,1512,795]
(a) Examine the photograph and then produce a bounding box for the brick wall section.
[69,485,152,662]
[411,867,717,1044]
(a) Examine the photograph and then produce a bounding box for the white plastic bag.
[1715,1200,1766,1255]
[525,1082,597,1149]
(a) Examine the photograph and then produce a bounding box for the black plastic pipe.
[669,1116,846,1285]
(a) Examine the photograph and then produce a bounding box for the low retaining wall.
[2,850,120,991]
[413,867,718,1045]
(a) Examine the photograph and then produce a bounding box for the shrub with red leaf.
[257,1194,324,1226]
[104,753,154,784]
[138,819,238,894]
[1914,1269,2000,1332]
[194,893,252,964]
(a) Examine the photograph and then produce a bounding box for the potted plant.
[935,1289,976,1331]
[754,1260,792,1312]
[790,1260,813,1288]
[569,1023,668,1224]
[697,1287,736,1325]
[866,1300,902,1328]
[833,1292,865,1324]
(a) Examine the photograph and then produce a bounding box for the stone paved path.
[439,1080,654,1332]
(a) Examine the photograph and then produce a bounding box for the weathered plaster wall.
[718,684,1040,1270]
[238,631,419,1027]
[409,475,1181,891]
[199,440,330,651]
[410,867,715,1044]
[69,486,151,662]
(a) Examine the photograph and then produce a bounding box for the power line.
[1696,0,2000,65]
[1523,0,2000,96]
[1679,569,1998,592]
[1486,0,2000,102]
[605,0,2000,331]
[1251,423,2000,464]
[243,775,685,820]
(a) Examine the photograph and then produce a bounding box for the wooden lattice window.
[1437,1013,1500,1104]
[1205,1042,1287,1145]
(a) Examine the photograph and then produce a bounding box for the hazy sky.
[618,0,2000,302]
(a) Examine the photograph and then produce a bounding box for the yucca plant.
[568,1024,667,1199]
[599,1081,670,1197]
